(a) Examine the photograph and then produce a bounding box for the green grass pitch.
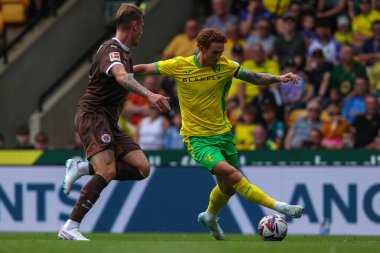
[0,233,379,253]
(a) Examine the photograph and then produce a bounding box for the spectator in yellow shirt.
[238,43,280,106]
[369,60,380,98]
[234,105,258,150]
[162,19,200,59]
[250,124,278,151]
[226,45,245,126]
[224,22,246,59]
[262,0,290,16]
[226,44,245,104]
[358,20,380,65]
[334,15,353,45]
[352,0,380,46]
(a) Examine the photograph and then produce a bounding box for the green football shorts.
[183,131,240,172]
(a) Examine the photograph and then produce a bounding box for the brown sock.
[69,174,108,223]
[89,164,95,175]
[88,163,145,181]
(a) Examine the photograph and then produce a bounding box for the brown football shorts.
[74,107,141,160]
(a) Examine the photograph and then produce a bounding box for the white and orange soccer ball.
[258,214,288,241]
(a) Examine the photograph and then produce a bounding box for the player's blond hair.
[196,28,227,49]
[115,4,143,31]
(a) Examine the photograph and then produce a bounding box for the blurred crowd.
[0,0,65,51]
[133,0,380,151]
[126,0,380,151]
[2,0,380,151]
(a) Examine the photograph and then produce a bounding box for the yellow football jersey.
[156,55,242,136]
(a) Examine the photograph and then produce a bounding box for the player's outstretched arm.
[112,64,170,112]
[237,68,300,85]
[133,63,158,75]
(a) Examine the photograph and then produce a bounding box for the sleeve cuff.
[235,66,244,78]
[155,62,160,74]
[105,61,123,76]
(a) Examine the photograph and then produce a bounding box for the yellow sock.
[207,185,231,216]
[233,177,276,209]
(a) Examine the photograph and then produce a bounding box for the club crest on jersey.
[213,64,221,73]
[100,133,112,144]
[109,52,121,62]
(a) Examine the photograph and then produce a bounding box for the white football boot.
[63,159,82,195]
[197,212,226,240]
[282,204,304,218]
[58,227,89,241]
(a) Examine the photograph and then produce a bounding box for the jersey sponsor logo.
[109,52,121,62]
[182,75,222,83]
[100,133,112,144]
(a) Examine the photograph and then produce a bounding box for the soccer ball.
[258,214,288,241]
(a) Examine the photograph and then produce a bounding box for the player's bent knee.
[213,161,243,186]
[219,184,236,196]
[226,170,243,186]
[98,167,116,182]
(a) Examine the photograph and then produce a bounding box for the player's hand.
[147,93,171,112]
[279,72,301,85]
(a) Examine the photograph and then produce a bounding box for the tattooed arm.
[237,68,300,85]
[111,64,170,112]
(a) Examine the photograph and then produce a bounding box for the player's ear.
[199,45,206,54]
[132,20,138,30]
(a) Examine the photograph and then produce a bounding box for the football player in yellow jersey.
[134,28,303,240]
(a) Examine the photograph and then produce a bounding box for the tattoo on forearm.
[239,69,281,85]
[120,73,150,97]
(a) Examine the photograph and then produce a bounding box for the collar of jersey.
[112,37,130,52]
[193,54,202,69]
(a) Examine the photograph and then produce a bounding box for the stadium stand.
[0,10,4,33]
[1,0,27,24]
[1,0,380,151]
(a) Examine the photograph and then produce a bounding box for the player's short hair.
[196,28,227,50]
[115,4,143,31]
